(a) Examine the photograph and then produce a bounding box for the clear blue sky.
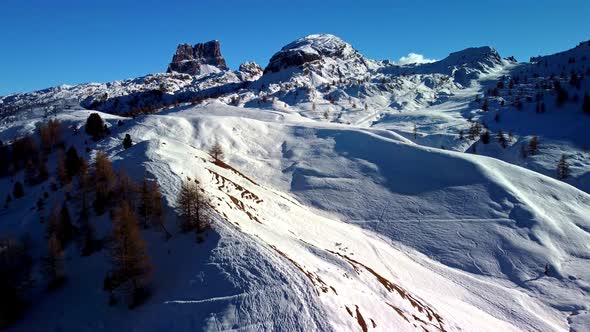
[1,0,589,96]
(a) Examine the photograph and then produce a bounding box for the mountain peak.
[167,40,228,75]
[264,34,361,74]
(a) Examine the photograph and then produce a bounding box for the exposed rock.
[236,62,263,81]
[264,34,368,74]
[167,40,228,75]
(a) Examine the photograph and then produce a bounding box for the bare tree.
[209,141,224,162]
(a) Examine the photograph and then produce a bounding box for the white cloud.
[395,53,436,65]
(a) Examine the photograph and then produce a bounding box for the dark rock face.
[167,40,228,75]
[265,50,322,74]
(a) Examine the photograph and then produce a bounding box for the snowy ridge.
[1,35,590,331]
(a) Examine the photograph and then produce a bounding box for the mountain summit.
[167,40,228,75]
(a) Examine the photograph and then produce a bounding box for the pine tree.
[65,146,81,178]
[85,113,105,140]
[42,234,65,290]
[557,154,570,179]
[12,182,24,199]
[480,131,491,144]
[482,99,489,112]
[109,201,152,307]
[123,134,133,149]
[413,124,418,139]
[209,141,224,162]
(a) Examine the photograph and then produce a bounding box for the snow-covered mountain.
[1,34,590,331]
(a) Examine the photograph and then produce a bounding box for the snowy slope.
[1,35,590,331]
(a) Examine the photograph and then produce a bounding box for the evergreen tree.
[65,146,82,178]
[12,182,24,199]
[480,131,490,144]
[557,154,570,179]
[109,201,152,308]
[482,99,489,112]
[123,134,133,149]
[85,113,105,140]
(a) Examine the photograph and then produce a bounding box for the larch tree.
[209,141,224,162]
[57,149,69,185]
[109,201,152,308]
[176,180,211,234]
[42,234,65,290]
[93,151,116,215]
[528,136,540,155]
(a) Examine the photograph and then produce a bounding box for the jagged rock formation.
[167,40,228,75]
[236,61,263,81]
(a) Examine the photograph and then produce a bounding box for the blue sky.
[1,0,589,96]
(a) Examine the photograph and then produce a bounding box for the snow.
[1,35,590,331]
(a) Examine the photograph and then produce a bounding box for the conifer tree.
[12,182,24,199]
[480,130,490,144]
[557,154,570,179]
[123,134,133,149]
[65,146,82,178]
[85,113,105,140]
[109,201,152,307]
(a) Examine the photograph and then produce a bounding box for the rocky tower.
[167,40,228,75]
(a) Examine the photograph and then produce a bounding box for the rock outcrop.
[236,61,263,81]
[167,40,228,75]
